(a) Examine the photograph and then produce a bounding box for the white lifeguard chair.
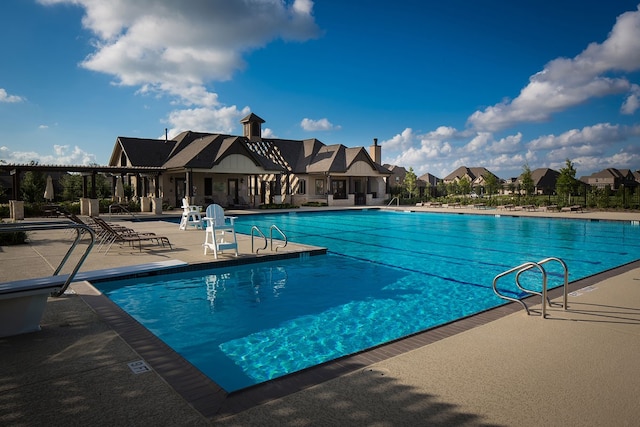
[179,198,203,230]
[203,204,238,258]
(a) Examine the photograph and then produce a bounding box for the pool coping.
[72,257,640,421]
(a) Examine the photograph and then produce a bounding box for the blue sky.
[1,0,640,179]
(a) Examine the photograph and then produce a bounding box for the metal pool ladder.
[251,225,288,254]
[492,257,569,318]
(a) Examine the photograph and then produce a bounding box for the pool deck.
[1,206,640,426]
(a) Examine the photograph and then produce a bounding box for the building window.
[332,180,347,199]
[315,179,325,195]
[204,177,213,196]
[297,179,306,195]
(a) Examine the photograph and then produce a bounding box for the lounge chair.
[561,205,583,213]
[92,216,172,253]
[203,204,238,259]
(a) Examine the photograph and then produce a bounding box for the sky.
[1,0,640,180]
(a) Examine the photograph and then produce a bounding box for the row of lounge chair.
[63,211,172,254]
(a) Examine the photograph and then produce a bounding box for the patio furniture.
[179,198,203,230]
[203,204,238,259]
[92,217,172,253]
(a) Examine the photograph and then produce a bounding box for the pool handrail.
[0,220,95,295]
[536,257,569,311]
[493,261,544,316]
[251,225,267,253]
[493,257,568,318]
[269,225,288,252]
[0,220,95,337]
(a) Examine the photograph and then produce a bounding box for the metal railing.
[387,197,399,207]
[0,221,95,297]
[251,226,268,254]
[251,225,288,254]
[493,257,568,318]
[270,225,288,251]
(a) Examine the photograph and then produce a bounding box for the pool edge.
[73,258,640,421]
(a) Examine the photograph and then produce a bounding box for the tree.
[520,164,534,196]
[483,172,499,198]
[21,170,46,203]
[61,174,83,200]
[556,159,578,204]
[458,176,471,195]
[404,167,417,198]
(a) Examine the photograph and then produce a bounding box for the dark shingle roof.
[112,137,176,167]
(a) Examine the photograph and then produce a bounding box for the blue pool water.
[95,210,640,391]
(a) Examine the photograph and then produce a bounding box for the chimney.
[165,128,168,143]
[370,138,381,164]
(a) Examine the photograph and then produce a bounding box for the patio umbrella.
[44,175,54,202]
[115,178,125,202]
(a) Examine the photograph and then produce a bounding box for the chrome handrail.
[387,196,399,207]
[269,225,287,252]
[493,262,544,315]
[0,221,95,296]
[536,257,569,311]
[251,225,267,254]
[493,257,568,318]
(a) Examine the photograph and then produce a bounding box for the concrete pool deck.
[1,207,640,425]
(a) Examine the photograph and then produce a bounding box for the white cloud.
[165,105,250,138]
[300,118,340,131]
[38,0,319,133]
[468,5,640,131]
[0,145,97,165]
[381,128,416,151]
[527,123,640,174]
[262,128,277,138]
[0,88,24,103]
[621,84,640,114]
[529,123,637,150]
[382,126,525,175]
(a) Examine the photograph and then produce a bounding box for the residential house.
[108,113,391,208]
[417,172,440,198]
[527,168,560,195]
[443,166,498,195]
[581,168,638,190]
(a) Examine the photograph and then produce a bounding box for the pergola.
[1,164,165,199]
[1,164,166,219]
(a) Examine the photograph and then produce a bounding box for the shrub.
[0,220,28,245]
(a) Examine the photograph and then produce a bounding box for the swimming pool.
[95,210,640,391]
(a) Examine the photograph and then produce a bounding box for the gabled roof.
[163,134,284,172]
[110,137,176,167]
[444,166,493,182]
[110,120,390,177]
[306,144,346,173]
[418,173,440,186]
[590,168,632,179]
[163,134,227,169]
[529,168,559,188]
[168,131,216,159]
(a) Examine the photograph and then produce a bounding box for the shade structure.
[44,175,54,201]
[115,177,125,202]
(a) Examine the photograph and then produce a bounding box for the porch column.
[11,169,21,202]
[273,174,283,204]
[186,170,194,203]
[80,174,90,215]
